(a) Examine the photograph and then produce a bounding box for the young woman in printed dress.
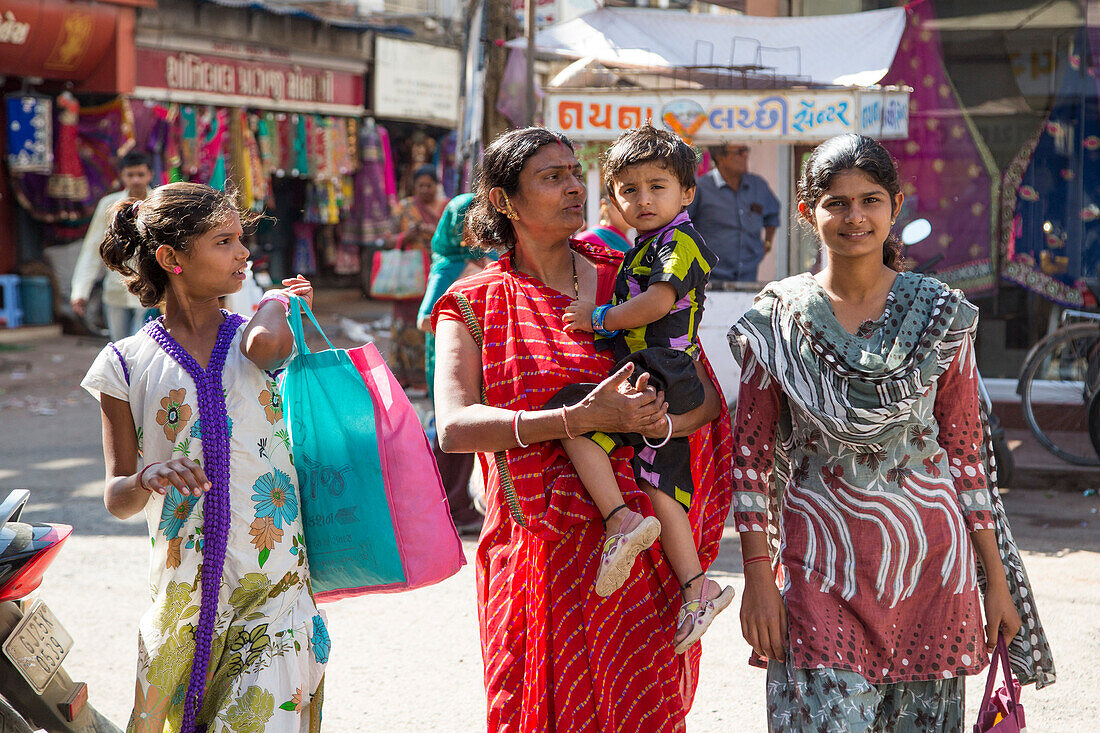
[82,182,328,733]
[729,134,1053,731]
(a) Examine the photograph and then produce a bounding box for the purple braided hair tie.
[147,311,244,733]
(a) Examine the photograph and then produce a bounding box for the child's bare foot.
[595,505,661,597]
[674,574,735,654]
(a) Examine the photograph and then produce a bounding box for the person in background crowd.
[388,165,449,392]
[417,192,494,534]
[71,150,154,340]
[432,127,732,731]
[574,195,633,253]
[687,143,780,283]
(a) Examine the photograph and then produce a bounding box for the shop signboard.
[373,37,460,127]
[0,0,119,84]
[544,88,910,143]
[133,39,366,116]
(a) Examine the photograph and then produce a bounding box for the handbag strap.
[982,634,1021,707]
[451,292,528,529]
[287,294,336,356]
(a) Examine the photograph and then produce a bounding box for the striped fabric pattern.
[434,241,733,732]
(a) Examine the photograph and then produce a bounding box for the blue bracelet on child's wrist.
[591,304,620,337]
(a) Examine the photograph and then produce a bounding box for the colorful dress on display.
[727,273,1054,716]
[1002,27,1100,308]
[82,314,327,733]
[432,242,733,732]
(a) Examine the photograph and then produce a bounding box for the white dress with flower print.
[82,321,328,733]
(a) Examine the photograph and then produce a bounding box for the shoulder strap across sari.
[452,291,528,529]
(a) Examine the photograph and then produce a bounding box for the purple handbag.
[974,635,1026,733]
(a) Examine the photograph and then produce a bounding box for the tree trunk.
[482,0,519,144]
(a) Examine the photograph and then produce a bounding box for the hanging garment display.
[1002,29,1100,307]
[5,94,52,173]
[292,221,318,275]
[880,3,996,294]
[308,115,329,180]
[179,105,199,177]
[198,107,229,189]
[379,123,397,204]
[293,114,309,178]
[255,112,279,179]
[229,110,253,209]
[47,92,90,201]
[243,113,268,210]
[131,102,176,186]
[10,96,133,225]
[343,121,395,245]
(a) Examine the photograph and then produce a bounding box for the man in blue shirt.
[686,144,780,283]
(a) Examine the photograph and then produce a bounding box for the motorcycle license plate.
[2,601,73,694]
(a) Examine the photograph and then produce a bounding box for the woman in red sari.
[432,128,733,732]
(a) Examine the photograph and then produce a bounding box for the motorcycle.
[0,489,120,733]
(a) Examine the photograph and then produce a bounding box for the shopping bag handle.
[982,633,1020,707]
[287,294,336,355]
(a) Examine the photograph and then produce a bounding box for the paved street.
[1,320,1098,731]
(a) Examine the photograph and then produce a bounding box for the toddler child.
[82,182,327,732]
[560,125,735,653]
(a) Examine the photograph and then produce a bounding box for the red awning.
[0,0,138,92]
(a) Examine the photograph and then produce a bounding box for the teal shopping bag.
[281,296,406,592]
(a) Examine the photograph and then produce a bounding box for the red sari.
[433,242,733,732]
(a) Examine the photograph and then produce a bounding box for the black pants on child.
[542,347,704,511]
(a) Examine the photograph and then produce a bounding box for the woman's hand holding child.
[567,362,668,436]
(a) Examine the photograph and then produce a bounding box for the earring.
[172,266,182,274]
[501,195,520,221]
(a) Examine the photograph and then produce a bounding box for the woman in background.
[418,192,494,533]
[388,165,448,390]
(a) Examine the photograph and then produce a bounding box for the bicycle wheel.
[1018,322,1100,465]
[1089,388,1100,461]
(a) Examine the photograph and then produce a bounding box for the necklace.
[571,251,579,298]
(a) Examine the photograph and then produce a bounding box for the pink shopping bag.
[339,342,466,595]
[973,635,1026,733]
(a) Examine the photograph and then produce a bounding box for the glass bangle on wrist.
[591,304,620,337]
[642,414,674,448]
[259,292,291,314]
[513,409,529,448]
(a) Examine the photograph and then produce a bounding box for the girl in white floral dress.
[81,182,327,733]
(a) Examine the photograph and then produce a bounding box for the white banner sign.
[544,88,909,143]
[373,37,461,126]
